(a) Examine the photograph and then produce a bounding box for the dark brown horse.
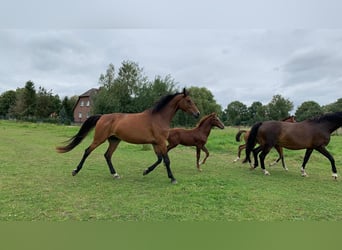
[244,112,342,178]
[167,112,224,171]
[234,116,296,170]
[56,88,200,184]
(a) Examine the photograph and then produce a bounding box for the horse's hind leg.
[234,144,246,162]
[72,140,103,176]
[251,146,262,169]
[301,149,313,177]
[104,136,121,178]
[259,146,271,175]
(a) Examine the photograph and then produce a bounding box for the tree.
[173,86,222,127]
[0,90,16,118]
[266,94,293,120]
[11,81,37,119]
[323,98,342,113]
[93,61,149,114]
[295,101,323,121]
[35,86,61,119]
[247,101,266,125]
[224,101,248,126]
[59,96,77,124]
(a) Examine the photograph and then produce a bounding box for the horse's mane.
[151,91,182,114]
[196,113,214,127]
[281,115,294,121]
[308,112,342,123]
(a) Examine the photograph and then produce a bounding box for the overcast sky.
[1,1,342,111]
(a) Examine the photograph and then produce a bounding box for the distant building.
[73,88,98,123]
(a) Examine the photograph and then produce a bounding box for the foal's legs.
[315,146,338,179]
[233,144,246,162]
[301,149,313,177]
[199,145,209,166]
[104,136,121,178]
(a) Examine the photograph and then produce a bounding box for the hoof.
[263,170,270,176]
[143,169,149,176]
[197,168,203,172]
[301,172,308,177]
[301,168,308,177]
[332,173,338,180]
[171,179,178,184]
[112,173,120,179]
[233,157,240,163]
[72,169,77,176]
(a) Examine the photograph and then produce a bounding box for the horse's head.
[210,113,225,129]
[178,88,200,118]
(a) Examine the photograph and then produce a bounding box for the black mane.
[308,111,342,123]
[151,91,182,114]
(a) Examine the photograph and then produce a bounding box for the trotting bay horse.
[167,112,224,171]
[56,88,200,184]
[244,112,342,178]
[234,116,296,170]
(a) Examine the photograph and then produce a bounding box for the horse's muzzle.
[193,112,200,118]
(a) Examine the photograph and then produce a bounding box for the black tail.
[235,130,247,142]
[243,122,262,163]
[56,115,102,153]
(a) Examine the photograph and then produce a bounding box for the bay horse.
[166,112,224,171]
[56,88,200,184]
[244,112,342,178]
[234,116,296,170]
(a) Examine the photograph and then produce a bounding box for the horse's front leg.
[196,147,202,171]
[199,145,209,169]
[301,149,313,177]
[163,153,177,184]
[143,153,163,176]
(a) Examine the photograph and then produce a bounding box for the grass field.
[1,120,342,221]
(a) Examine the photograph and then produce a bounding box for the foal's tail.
[56,115,102,153]
[243,122,262,163]
[235,130,247,142]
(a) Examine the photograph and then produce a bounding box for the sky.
[1,1,342,111]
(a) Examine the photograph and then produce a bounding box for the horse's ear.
[183,88,189,96]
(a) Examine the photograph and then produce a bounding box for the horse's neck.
[322,119,342,134]
[155,97,182,126]
[197,119,212,136]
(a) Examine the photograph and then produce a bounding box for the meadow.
[1,120,342,222]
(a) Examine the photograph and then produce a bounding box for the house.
[73,88,98,123]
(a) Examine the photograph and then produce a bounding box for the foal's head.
[209,113,225,129]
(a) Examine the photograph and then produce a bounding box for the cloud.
[0,29,341,110]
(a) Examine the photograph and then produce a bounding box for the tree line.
[0,60,341,126]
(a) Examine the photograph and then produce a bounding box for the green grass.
[1,120,342,221]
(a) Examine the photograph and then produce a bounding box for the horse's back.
[259,120,329,149]
[97,111,163,144]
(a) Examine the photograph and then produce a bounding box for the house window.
[86,100,90,106]
[86,112,90,118]
[80,101,84,106]
[78,112,82,119]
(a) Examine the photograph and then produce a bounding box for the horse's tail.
[243,122,262,163]
[56,115,102,153]
[235,130,247,142]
